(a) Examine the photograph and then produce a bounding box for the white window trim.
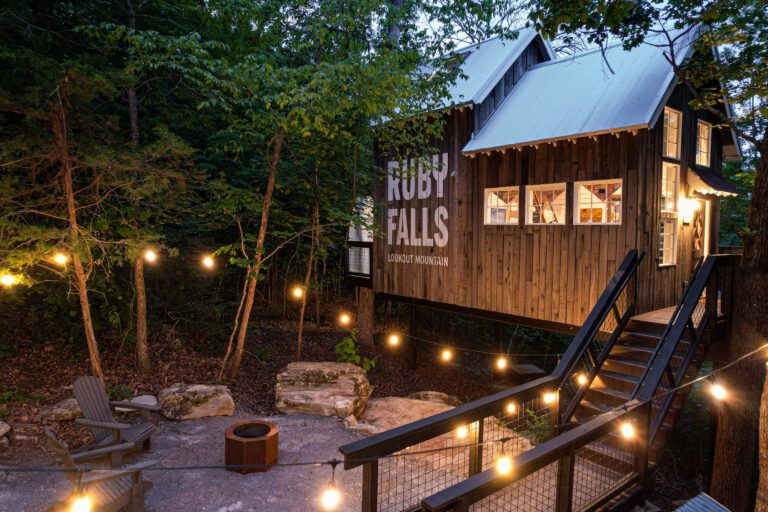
[663,106,683,161]
[696,120,712,168]
[525,182,567,226]
[573,178,623,226]
[483,186,520,225]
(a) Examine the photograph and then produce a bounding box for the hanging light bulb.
[496,441,513,476]
[620,422,635,439]
[338,312,352,326]
[710,383,727,401]
[320,462,342,510]
[456,425,469,439]
[143,249,157,263]
[440,348,453,362]
[506,402,516,414]
[543,392,557,405]
[387,334,400,347]
[202,255,215,269]
[291,286,305,300]
[70,495,92,512]
[576,373,588,386]
[53,252,69,266]
[0,274,18,287]
[496,357,508,370]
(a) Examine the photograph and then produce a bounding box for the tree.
[530,2,767,510]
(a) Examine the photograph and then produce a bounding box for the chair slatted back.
[45,430,79,485]
[73,376,114,442]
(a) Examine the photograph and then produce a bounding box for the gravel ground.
[0,412,364,512]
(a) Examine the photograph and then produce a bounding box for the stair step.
[586,386,631,407]
[619,331,663,347]
[595,371,641,394]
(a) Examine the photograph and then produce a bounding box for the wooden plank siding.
[372,83,726,332]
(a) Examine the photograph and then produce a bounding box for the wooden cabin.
[348,28,740,336]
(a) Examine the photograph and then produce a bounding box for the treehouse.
[347,27,740,336]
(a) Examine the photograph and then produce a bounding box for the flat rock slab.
[275,362,371,418]
[406,391,462,407]
[2,413,364,512]
[159,384,234,420]
[349,397,453,436]
[115,394,158,413]
[38,398,82,421]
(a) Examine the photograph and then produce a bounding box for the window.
[696,120,712,167]
[484,187,519,225]
[574,179,622,225]
[663,107,682,159]
[659,162,680,265]
[526,183,567,225]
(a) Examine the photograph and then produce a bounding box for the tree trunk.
[134,257,151,373]
[356,287,375,349]
[126,0,139,146]
[53,86,104,380]
[710,144,768,511]
[757,370,768,512]
[226,133,283,379]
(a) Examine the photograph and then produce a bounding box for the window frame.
[662,106,682,161]
[525,182,568,226]
[695,119,712,168]
[483,186,520,226]
[658,162,680,267]
[573,178,623,226]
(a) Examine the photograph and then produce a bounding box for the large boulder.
[275,362,371,417]
[39,398,83,421]
[407,391,462,407]
[115,394,158,414]
[158,384,234,420]
[348,397,453,436]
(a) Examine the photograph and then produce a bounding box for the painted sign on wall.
[385,153,450,266]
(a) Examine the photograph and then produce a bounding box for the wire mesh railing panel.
[376,432,471,512]
[572,432,636,511]
[468,461,560,512]
[480,397,552,472]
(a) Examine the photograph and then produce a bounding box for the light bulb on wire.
[710,383,727,401]
[338,312,352,327]
[70,495,92,512]
[143,249,157,263]
[320,462,342,510]
[496,440,513,476]
[576,373,588,386]
[441,348,453,362]
[496,357,508,370]
[0,274,18,287]
[291,286,305,300]
[53,252,69,266]
[543,392,557,405]
[620,422,635,439]
[202,255,215,269]
[506,402,517,414]
[387,334,400,347]
[456,425,469,439]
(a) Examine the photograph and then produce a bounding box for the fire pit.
[225,420,279,474]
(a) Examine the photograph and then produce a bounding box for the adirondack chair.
[73,376,159,467]
[46,430,156,512]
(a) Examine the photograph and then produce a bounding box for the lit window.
[659,162,679,265]
[484,187,519,225]
[574,179,622,225]
[696,120,711,167]
[526,183,567,225]
[663,107,682,160]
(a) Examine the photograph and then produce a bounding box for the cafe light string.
[3,343,767,511]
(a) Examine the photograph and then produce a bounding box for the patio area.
[0,413,364,512]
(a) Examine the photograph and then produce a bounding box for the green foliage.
[334,330,376,373]
[524,408,552,445]
[719,159,757,246]
[106,384,133,402]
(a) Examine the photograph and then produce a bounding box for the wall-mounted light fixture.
[681,197,700,225]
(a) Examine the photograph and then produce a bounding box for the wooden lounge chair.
[73,376,159,467]
[46,430,156,512]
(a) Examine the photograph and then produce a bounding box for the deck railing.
[339,250,644,512]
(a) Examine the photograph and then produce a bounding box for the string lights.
[506,402,517,414]
[496,357,508,370]
[53,252,69,266]
[496,440,513,476]
[440,348,453,362]
[0,274,18,287]
[291,286,305,300]
[320,461,341,510]
[710,383,727,401]
[456,425,469,439]
[338,312,352,327]
[387,334,400,347]
[619,422,635,440]
[543,392,557,405]
[201,255,215,269]
[143,249,158,263]
[71,495,92,512]
[576,373,588,386]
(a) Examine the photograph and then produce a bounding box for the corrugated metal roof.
[674,492,730,511]
[463,30,698,153]
[424,27,553,107]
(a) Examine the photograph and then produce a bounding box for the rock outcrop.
[39,398,83,421]
[347,397,453,436]
[406,391,462,407]
[159,384,234,420]
[275,362,371,417]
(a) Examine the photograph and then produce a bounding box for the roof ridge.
[527,41,627,70]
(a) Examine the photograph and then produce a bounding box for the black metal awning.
[688,167,739,197]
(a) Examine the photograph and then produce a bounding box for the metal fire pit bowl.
[224,420,279,474]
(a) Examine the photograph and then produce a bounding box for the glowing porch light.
[681,198,700,224]
[710,383,727,401]
[620,422,635,439]
[143,249,157,263]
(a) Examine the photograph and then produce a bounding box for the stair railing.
[339,250,643,512]
[634,255,740,445]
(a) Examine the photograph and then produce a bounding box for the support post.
[556,446,576,512]
[410,303,418,369]
[468,420,484,476]
[357,287,375,349]
[362,461,378,512]
[635,402,651,495]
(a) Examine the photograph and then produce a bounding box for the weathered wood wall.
[373,84,725,331]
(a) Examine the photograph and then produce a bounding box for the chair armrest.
[75,418,131,430]
[80,460,158,485]
[70,442,136,462]
[110,400,161,412]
